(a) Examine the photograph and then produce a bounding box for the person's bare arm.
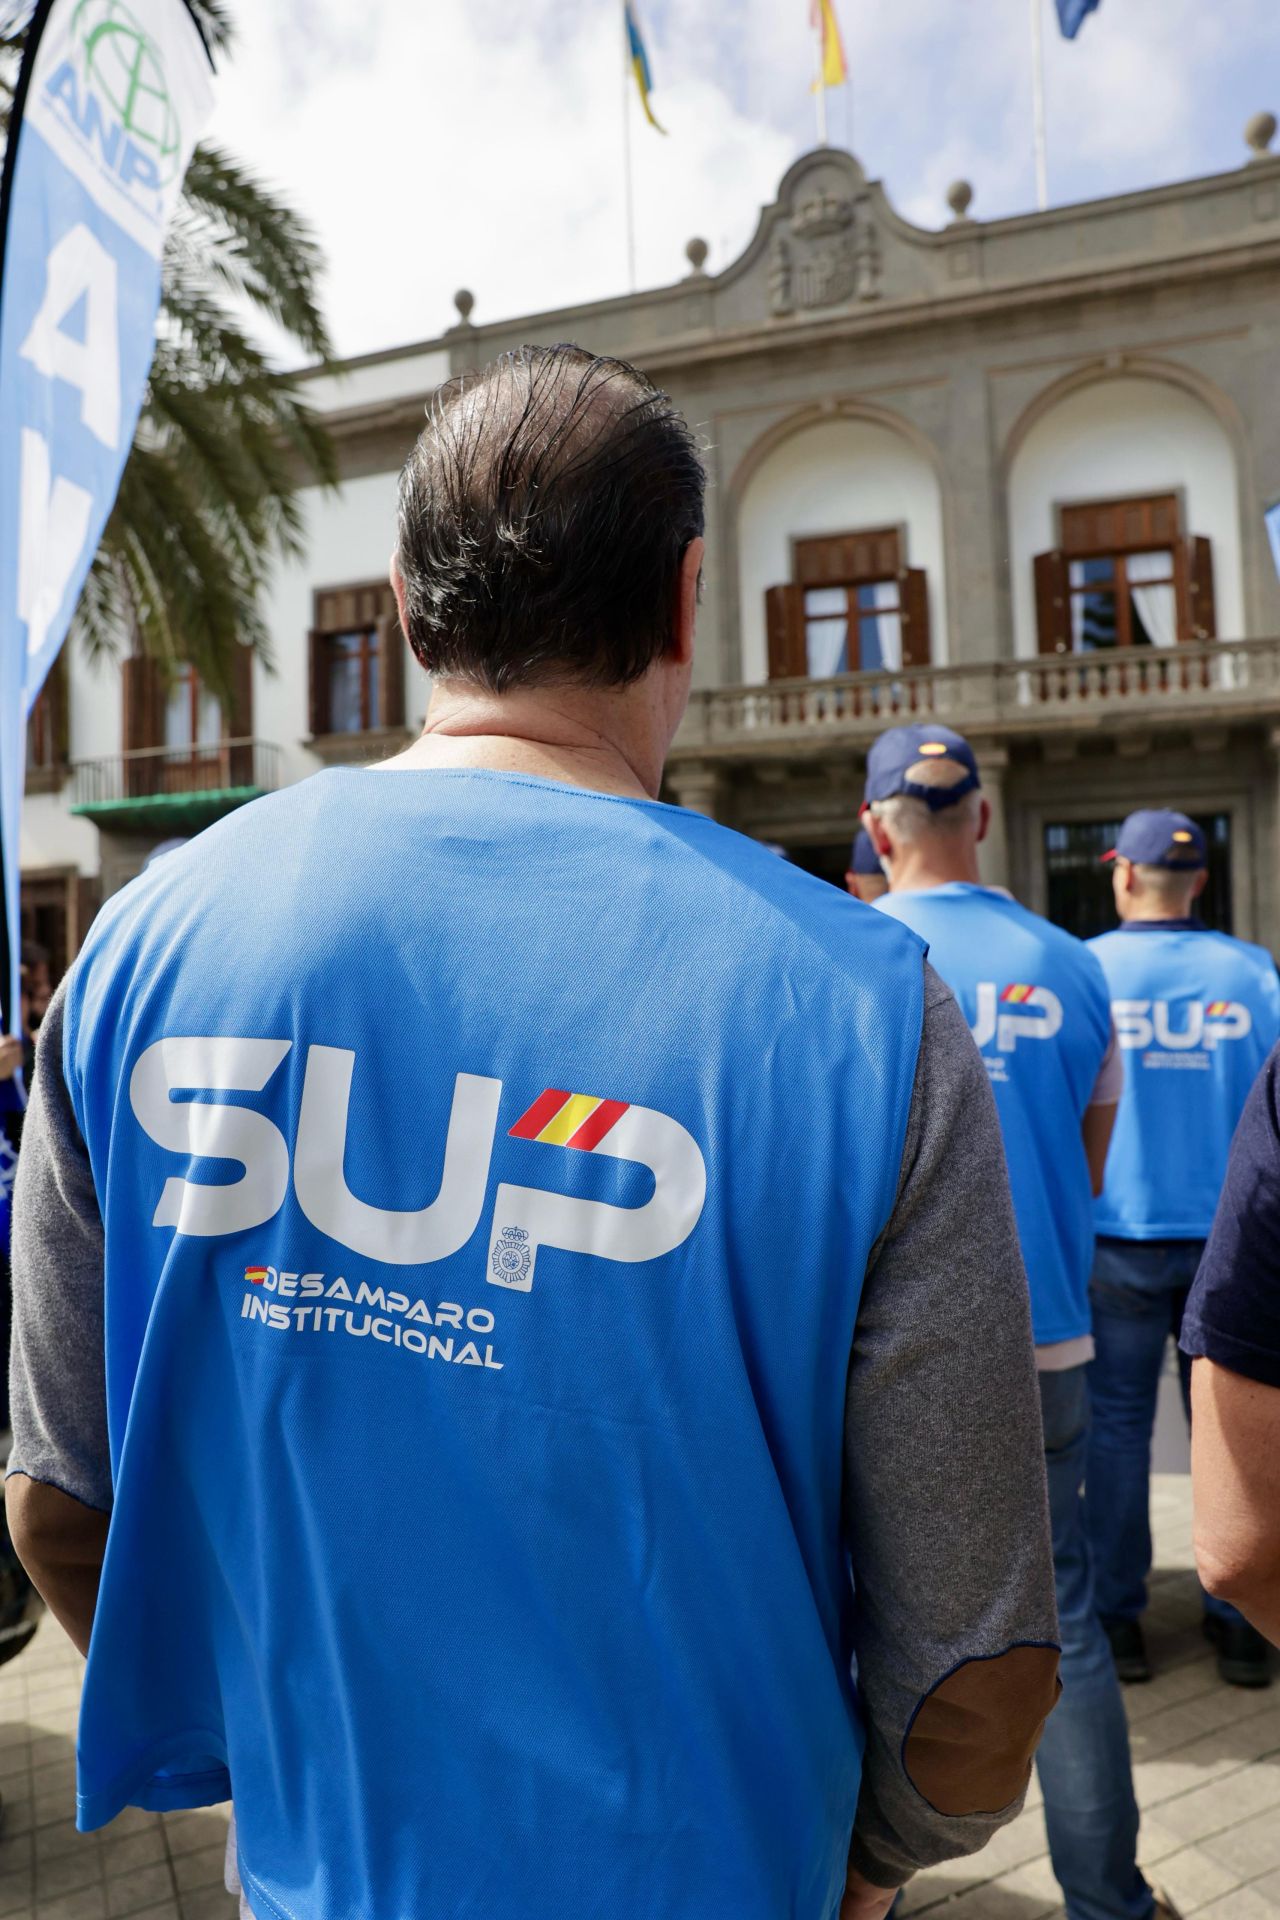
[1082,1102,1118,1198]
[4,1478,107,1655]
[1190,1359,1280,1643]
[6,979,113,1650]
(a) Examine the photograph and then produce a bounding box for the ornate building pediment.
[767,162,882,315]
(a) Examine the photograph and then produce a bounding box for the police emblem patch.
[490,1224,532,1289]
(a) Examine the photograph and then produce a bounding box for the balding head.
[395,343,705,694]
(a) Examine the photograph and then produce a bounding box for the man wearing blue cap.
[1087,811,1280,1689]
[846,828,888,904]
[864,725,1180,1920]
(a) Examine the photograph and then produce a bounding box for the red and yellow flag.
[810,0,847,89]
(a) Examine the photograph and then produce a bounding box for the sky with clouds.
[204,0,1280,365]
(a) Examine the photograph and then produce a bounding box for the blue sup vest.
[65,768,925,1920]
[1089,924,1280,1241]
[876,885,1111,1345]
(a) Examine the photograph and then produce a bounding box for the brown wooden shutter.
[1034,550,1070,655]
[765,583,807,679]
[50,652,70,767]
[1185,536,1216,641]
[226,644,254,784]
[121,653,164,797]
[227,643,254,738]
[308,631,327,736]
[899,569,931,668]
[378,615,406,728]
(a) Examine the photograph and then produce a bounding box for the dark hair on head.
[394,343,705,692]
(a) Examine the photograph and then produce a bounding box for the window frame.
[308,582,406,742]
[1057,493,1188,652]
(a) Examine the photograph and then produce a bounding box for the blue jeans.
[1086,1237,1237,1626]
[1036,1367,1152,1920]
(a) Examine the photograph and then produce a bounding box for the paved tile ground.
[0,1475,1275,1919]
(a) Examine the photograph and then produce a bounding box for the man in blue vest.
[7,347,1061,1920]
[1087,810,1280,1690]
[865,725,1179,1920]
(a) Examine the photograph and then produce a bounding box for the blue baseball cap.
[863,724,981,811]
[850,828,883,876]
[1102,810,1207,869]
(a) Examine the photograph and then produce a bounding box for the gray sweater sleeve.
[7,978,112,1512]
[844,963,1059,1888]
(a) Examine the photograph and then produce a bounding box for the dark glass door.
[1044,814,1233,940]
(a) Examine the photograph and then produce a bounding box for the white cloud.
[205,0,1280,362]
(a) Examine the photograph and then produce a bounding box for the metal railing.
[72,738,281,809]
[674,637,1280,753]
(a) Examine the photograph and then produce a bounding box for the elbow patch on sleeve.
[902,1643,1062,1817]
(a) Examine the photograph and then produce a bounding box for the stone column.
[971,741,1011,891]
[664,759,726,821]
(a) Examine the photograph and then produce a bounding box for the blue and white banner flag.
[1266,501,1280,588]
[1055,0,1100,37]
[0,0,215,1037]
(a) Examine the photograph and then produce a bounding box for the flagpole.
[621,4,637,291]
[1030,0,1049,210]
[812,13,827,147]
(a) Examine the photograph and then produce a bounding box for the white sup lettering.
[294,1047,501,1267]
[488,1103,707,1293]
[129,1037,292,1236]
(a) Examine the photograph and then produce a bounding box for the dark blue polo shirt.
[1183,1042,1280,1389]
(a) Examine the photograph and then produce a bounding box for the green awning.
[70,786,266,836]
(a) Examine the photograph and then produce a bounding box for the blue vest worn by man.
[64,767,924,1920]
[1089,924,1280,1240]
[876,885,1111,1345]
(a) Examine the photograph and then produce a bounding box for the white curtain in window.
[864,581,903,672]
[1127,551,1177,650]
[804,587,848,677]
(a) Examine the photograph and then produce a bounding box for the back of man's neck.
[378,681,664,801]
[889,855,983,894]
[1119,905,1198,925]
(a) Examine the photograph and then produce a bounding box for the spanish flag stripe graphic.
[1001,984,1035,1004]
[244,1267,268,1285]
[509,1089,571,1141]
[537,1094,606,1148]
[510,1090,632,1152]
[1207,1001,1229,1017]
[566,1098,629,1152]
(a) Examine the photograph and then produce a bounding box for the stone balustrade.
[671,638,1280,757]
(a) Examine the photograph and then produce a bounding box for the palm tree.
[0,0,337,701]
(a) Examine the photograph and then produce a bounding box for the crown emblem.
[793,191,854,240]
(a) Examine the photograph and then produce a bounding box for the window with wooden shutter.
[309,582,405,736]
[25,654,70,793]
[1050,494,1214,651]
[767,527,922,679]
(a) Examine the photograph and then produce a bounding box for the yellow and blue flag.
[625,3,665,133]
[811,0,848,89]
[1055,0,1101,37]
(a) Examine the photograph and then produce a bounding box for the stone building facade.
[19,120,1280,970]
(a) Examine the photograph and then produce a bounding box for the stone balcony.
[669,637,1280,766]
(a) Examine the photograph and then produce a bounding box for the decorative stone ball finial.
[1245,111,1277,159]
[685,236,709,275]
[453,288,476,325]
[946,179,974,221]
